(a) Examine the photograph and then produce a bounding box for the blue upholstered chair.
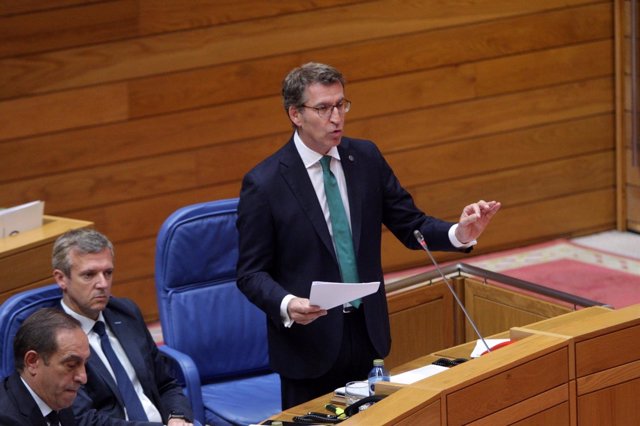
[0,285,204,426]
[155,198,281,426]
[0,284,62,378]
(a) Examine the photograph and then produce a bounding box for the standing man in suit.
[52,228,194,426]
[236,62,501,409]
[0,307,90,426]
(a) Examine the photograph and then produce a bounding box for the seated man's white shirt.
[61,301,162,422]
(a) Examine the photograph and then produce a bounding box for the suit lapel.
[8,373,49,426]
[279,139,337,259]
[87,346,123,406]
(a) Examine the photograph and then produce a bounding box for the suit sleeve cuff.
[449,224,477,248]
[280,294,296,328]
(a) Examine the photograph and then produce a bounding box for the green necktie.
[320,156,361,308]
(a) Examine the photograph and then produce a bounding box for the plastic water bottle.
[367,358,390,395]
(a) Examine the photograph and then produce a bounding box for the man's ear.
[288,105,302,127]
[24,350,40,375]
[53,269,67,290]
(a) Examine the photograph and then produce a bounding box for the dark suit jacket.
[0,371,76,425]
[236,136,461,379]
[70,297,192,426]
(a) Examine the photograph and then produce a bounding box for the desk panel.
[468,384,569,426]
[575,324,640,377]
[444,347,569,425]
[577,377,640,425]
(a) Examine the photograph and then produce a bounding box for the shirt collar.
[60,299,106,335]
[293,131,341,169]
[20,376,54,419]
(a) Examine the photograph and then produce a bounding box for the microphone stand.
[413,230,491,353]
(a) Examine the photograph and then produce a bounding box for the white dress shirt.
[61,301,162,422]
[279,132,474,325]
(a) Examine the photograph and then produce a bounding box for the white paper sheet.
[309,281,380,310]
[390,364,449,384]
[470,338,511,358]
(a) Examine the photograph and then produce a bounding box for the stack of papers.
[0,201,44,238]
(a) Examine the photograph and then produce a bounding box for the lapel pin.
[348,155,354,162]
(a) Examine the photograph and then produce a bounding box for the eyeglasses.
[300,99,351,119]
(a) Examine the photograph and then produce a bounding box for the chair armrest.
[159,345,205,425]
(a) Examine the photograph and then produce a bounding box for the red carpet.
[388,239,640,309]
[468,240,640,308]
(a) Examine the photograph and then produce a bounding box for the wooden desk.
[268,305,640,425]
[0,215,93,303]
[512,304,640,425]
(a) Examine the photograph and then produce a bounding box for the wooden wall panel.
[0,0,366,58]
[72,182,240,243]
[0,1,105,17]
[387,115,613,188]
[0,1,139,58]
[1,0,619,320]
[349,77,612,153]
[383,188,616,271]
[136,0,367,34]
[128,2,612,118]
[629,186,640,231]
[0,0,603,99]
[0,83,128,141]
[621,0,640,230]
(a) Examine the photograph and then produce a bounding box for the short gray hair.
[281,62,345,113]
[52,228,114,277]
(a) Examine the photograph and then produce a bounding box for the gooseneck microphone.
[413,230,491,353]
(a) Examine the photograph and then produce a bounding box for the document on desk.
[470,338,511,358]
[390,364,449,384]
[309,281,380,310]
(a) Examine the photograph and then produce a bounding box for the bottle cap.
[373,358,384,366]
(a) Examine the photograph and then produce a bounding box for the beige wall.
[0,0,616,320]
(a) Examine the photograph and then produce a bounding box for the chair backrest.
[0,284,62,377]
[155,198,270,382]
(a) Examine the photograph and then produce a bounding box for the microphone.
[413,230,491,353]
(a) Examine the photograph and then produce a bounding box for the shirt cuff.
[449,224,477,248]
[280,294,296,328]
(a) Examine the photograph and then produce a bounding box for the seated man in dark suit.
[0,307,90,426]
[52,228,194,426]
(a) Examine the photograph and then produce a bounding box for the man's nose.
[76,365,87,384]
[95,273,109,287]
[329,105,342,122]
